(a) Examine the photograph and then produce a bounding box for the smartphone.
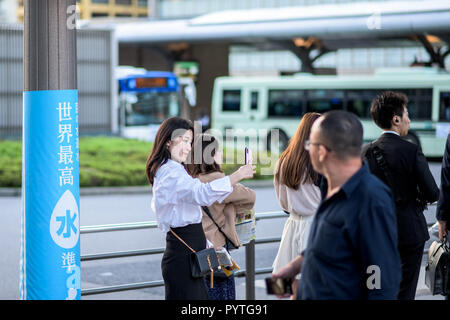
[244,147,249,164]
[265,277,293,295]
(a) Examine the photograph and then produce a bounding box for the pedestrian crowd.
[147,91,450,300]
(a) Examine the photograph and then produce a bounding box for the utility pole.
[21,0,80,300]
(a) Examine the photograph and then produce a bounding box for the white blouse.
[151,159,233,233]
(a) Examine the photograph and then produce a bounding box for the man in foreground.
[273,110,401,299]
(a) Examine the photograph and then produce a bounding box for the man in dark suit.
[436,133,449,300]
[437,133,450,242]
[362,91,439,300]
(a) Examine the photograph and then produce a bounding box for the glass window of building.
[353,48,368,69]
[370,48,385,68]
[268,90,303,117]
[116,0,132,5]
[337,49,352,70]
[92,13,109,17]
[315,51,336,68]
[138,0,148,7]
[222,90,241,112]
[91,0,109,3]
[385,48,402,67]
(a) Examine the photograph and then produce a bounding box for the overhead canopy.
[103,0,450,50]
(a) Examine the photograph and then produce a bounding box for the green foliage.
[78,137,152,187]
[0,137,274,188]
[0,137,152,188]
[0,140,22,187]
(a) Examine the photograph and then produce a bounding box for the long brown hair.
[274,112,321,189]
[186,133,223,177]
[145,117,194,185]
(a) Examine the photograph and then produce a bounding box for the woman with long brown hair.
[147,117,255,300]
[186,133,256,300]
[272,112,322,299]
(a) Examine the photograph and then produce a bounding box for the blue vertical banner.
[20,90,80,300]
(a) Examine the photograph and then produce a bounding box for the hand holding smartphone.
[245,147,252,165]
[231,147,255,182]
[265,277,293,296]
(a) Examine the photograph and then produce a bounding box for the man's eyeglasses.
[304,140,331,152]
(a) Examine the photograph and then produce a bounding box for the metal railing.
[80,211,286,298]
[80,209,437,298]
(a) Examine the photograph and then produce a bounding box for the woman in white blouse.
[147,117,255,300]
[272,112,322,299]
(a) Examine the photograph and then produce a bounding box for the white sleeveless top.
[273,161,321,217]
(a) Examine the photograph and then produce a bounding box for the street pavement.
[0,162,446,300]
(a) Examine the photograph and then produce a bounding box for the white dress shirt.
[383,130,400,136]
[151,159,233,233]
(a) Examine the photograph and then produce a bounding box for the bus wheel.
[404,130,422,151]
[267,129,289,153]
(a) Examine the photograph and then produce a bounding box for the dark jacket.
[436,133,450,228]
[362,133,439,245]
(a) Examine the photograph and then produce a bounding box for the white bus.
[211,67,450,157]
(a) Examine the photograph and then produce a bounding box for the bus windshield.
[117,70,181,141]
[122,90,179,126]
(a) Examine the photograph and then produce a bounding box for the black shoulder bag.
[202,206,239,251]
[368,142,428,210]
[169,228,219,288]
[368,142,404,206]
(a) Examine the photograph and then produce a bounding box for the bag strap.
[169,228,196,253]
[368,142,403,204]
[171,228,215,288]
[202,206,236,250]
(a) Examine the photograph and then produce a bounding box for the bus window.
[346,89,377,118]
[439,91,450,121]
[268,89,303,117]
[118,70,181,141]
[401,88,432,120]
[126,91,178,126]
[251,91,258,110]
[306,89,344,113]
[222,90,241,112]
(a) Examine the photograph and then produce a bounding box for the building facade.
[0,25,116,137]
[16,0,149,21]
[10,0,449,75]
[155,0,449,75]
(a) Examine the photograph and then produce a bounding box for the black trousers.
[397,241,425,300]
[161,223,209,300]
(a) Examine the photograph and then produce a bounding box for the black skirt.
[161,223,209,300]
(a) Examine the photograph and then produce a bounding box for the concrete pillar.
[21,0,80,300]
